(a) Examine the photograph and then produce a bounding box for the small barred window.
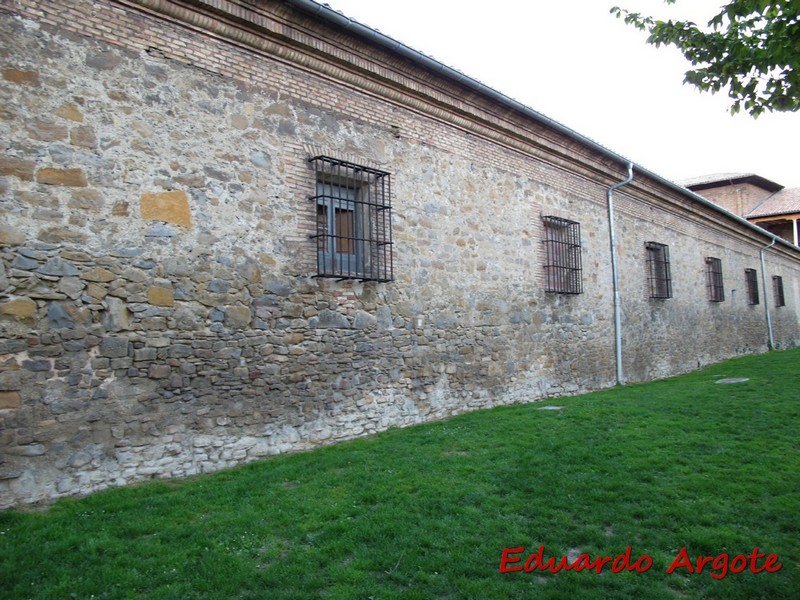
[645,242,672,299]
[773,275,786,307]
[309,156,393,282]
[542,216,582,294]
[744,268,759,305]
[705,257,725,302]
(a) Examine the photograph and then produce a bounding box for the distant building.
[684,174,800,245]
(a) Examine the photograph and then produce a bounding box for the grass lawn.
[1,349,798,599]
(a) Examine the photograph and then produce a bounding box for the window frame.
[309,156,393,282]
[744,268,759,305]
[773,275,786,307]
[541,215,583,294]
[645,241,672,299]
[705,257,725,302]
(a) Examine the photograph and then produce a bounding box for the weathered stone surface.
[148,286,174,307]
[58,277,85,299]
[0,224,26,246]
[85,50,122,70]
[145,224,178,238]
[0,391,21,409]
[0,297,37,320]
[315,309,351,329]
[38,257,80,277]
[55,103,84,122]
[37,226,88,244]
[101,296,131,332]
[99,336,129,358]
[2,67,39,86]
[140,191,192,227]
[224,305,252,329]
[27,119,68,142]
[70,125,97,148]
[81,268,116,283]
[47,302,75,329]
[7,444,47,457]
[36,167,88,187]
[0,157,35,181]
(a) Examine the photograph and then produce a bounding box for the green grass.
[2,349,799,599]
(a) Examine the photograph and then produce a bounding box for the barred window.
[744,268,759,305]
[773,275,786,307]
[542,216,582,294]
[645,242,672,299]
[309,156,393,282]
[705,257,725,302]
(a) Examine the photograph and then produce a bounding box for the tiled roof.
[681,173,783,193]
[747,188,800,218]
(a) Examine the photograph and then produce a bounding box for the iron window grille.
[542,215,583,294]
[705,257,725,302]
[309,156,393,282]
[745,268,759,305]
[773,275,786,307]
[645,242,672,299]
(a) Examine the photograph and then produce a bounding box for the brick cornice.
[117,0,620,183]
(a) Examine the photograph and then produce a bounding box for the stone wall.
[1,0,799,508]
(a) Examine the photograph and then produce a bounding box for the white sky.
[324,0,799,187]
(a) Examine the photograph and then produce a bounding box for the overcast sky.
[324,0,799,187]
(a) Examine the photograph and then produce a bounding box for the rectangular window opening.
[745,268,759,305]
[773,275,786,307]
[646,242,672,299]
[309,156,393,282]
[706,257,725,302]
[542,215,583,294]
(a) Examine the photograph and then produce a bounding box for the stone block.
[0,224,25,246]
[0,297,37,320]
[2,68,39,86]
[148,286,174,307]
[55,103,84,122]
[47,303,75,329]
[85,51,122,70]
[140,191,192,227]
[0,391,21,409]
[27,120,68,142]
[38,226,88,244]
[0,157,35,181]
[38,257,80,277]
[149,364,171,378]
[100,336,129,358]
[81,268,116,283]
[36,168,88,187]
[314,309,351,329]
[70,125,97,148]
[224,305,252,329]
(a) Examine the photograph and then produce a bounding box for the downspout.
[608,163,634,385]
[759,238,777,350]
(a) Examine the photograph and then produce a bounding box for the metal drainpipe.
[608,163,634,385]
[760,238,777,350]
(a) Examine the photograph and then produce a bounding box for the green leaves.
[611,0,800,116]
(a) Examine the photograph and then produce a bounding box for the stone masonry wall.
[1,0,799,508]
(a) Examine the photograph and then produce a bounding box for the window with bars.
[309,156,393,282]
[542,215,582,294]
[645,242,672,299]
[744,268,759,305]
[773,275,786,307]
[705,257,725,302]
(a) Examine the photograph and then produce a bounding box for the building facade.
[1,0,800,508]
[685,173,800,245]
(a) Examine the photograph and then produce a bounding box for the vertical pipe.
[607,163,634,385]
[793,218,798,247]
[760,238,776,350]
